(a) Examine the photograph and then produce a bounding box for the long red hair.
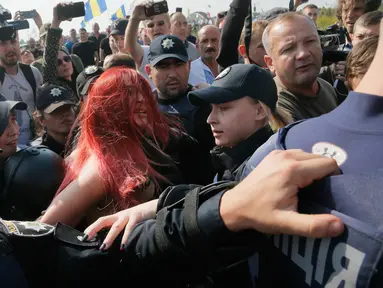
[58,67,172,207]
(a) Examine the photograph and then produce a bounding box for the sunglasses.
[58,55,71,66]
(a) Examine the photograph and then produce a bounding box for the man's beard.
[0,54,18,67]
[159,86,189,100]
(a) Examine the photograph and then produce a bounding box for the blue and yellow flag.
[111,5,126,21]
[84,0,108,22]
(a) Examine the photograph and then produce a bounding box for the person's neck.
[48,131,67,145]
[80,39,87,43]
[71,37,77,42]
[283,79,319,97]
[94,31,100,37]
[2,63,18,75]
[202,57,219,77]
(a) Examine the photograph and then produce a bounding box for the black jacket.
[217,0,251,71]
[29,132,66,157]
[156,86,216,184]
[0,182,264,287]
[211,126,274,181]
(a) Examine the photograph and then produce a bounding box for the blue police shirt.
[242,92,383,287]
[155,87,198,137]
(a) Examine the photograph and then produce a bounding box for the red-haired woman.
[40,67,188,228]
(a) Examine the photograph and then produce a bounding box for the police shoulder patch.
[312,142,348,166]
[85,65,99,75]
[0,220,54,237]
[215,67,231,80]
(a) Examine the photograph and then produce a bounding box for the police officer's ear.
[33,110,45,130]
[253,100,267,121]
[238,45,247,58]
[145,64,152,80]
[264,54,276,75]
[187,59,191,71]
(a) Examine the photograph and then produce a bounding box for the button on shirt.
[189,57,215,86]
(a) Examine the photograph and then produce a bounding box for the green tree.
[317,7,337,29]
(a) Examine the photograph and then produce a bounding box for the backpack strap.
[19,63,37,107]
[0,66,5,85]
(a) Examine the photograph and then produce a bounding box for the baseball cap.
[0,95,27,136]
[39,23,51,39]
[76,66,104,97]
[148,35,188,66]
[110,18,129,36]
[188,64,278,111]
[36,85,75,114]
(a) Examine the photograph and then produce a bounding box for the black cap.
[148,35,188,66]
[0,96,27,136]
[76,65,104,97]
[36,85,75,113]
[188,64,278,111]
[110,18,129,36]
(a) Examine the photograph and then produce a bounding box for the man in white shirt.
[169,12,200,61]
[189,25,220,86]
[0,30,43,146]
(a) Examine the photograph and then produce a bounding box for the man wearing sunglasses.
[0,29,43,146]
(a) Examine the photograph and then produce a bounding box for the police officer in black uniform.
[0,149,344,287]
[145,34,216,184]
[188,64,279,182]
[29,84,76,157]
[0,97,65,221]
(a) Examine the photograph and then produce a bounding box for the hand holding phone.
[57,2,85,21]
[21,10,37,19]
[144,1,169,17]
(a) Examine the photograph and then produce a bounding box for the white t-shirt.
[0,65,43,145]
[189,57,215,86]
[138,45,155,90]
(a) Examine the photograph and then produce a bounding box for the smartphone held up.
[57,2,85,21]
[144,1,169,17]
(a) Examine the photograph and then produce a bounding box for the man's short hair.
[170,12,185,19]
[346,34,378,88]
[258,7,289,21]
[79,28,87,33]
[103,53,136,70]
[303,4,319,10]
[354,10,383,29]
[144,13,171,26]
[262,12,317,55]
[240,20,269,46]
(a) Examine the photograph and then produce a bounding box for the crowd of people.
[0,0,383,286]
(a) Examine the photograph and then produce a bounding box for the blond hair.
[239,20,269,47]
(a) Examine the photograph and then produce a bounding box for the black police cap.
[148,35,188,66]
[188,64,278,112]
[36,84,74,114]
[76,65,104,98]
[110,18,129,36]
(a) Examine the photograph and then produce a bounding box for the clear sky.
[2,0,337,40]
